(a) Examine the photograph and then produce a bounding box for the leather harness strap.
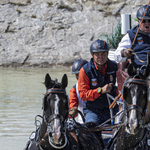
[70,132,78,143]
[126,78,148,87]
[128,104,143,114]
[45,88,66,95]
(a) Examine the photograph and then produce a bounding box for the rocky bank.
[0,0,148,68]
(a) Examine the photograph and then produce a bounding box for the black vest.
[82,58,118,114]
[127,25,150,68]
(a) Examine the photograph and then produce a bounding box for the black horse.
[24,73,104,150]
[107,63,150,150]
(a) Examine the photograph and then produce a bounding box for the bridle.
[117,75,149,149]
[42,79,68,149]
[123,77,148,128]
[43,89,67,124]
[125,78,148,115]
[43,79,68,124]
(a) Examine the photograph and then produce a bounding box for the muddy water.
[0,67,76,150]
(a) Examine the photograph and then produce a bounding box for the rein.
[67,110,125,133]
[132,52,146,63]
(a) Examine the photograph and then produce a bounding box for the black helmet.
[137,5,150,20]
[90,39,109,54]
[72,59,88,74]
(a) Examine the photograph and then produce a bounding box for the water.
[0,67,76,150]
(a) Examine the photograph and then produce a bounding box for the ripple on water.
[0,67,75,139]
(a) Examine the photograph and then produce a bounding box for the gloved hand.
[69,107,78,116]
[121,48,134,58]
[102,83,113,94]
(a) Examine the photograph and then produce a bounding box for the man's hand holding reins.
[121,48,134,58]
[69,107,78,116]
[101,83,113,94]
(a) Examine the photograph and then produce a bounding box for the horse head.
[43,73,68,149]
[123,63,150,134]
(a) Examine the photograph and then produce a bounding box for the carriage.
[23,58,150,150]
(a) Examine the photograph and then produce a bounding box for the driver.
[114,5,150,69]
[78,39,119,125]
[114,5,150,123]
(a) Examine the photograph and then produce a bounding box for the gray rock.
[0,0,148,67]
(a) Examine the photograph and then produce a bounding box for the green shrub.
[16,9,22,14]
[47,2,53,7]
[31,15,36,18]
[106,22,124,49]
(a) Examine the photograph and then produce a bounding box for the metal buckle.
[139,140,143,147]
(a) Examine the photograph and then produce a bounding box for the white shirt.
[76,81,85,124]
[114,33,132,63]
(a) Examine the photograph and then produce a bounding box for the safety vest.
[82,58,118,114]
[127,25,150,68]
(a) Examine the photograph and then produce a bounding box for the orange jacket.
[78,63,118,101]
[69,86,78,109]
[78,67,101,101]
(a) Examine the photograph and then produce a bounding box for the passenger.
[114,5,150,69]
[114,5,150,123]
[69,59,88,123]
[78,39,119,125]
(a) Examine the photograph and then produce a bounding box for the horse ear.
[127,63,135,77]
[45,73,51,88]
[61,74,68,89]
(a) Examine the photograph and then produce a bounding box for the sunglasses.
[140,20,150,23]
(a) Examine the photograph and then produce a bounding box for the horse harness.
[43,79,69,124]
[41,79,70,149]
[121,78,149,149]
[122,78,148,116]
